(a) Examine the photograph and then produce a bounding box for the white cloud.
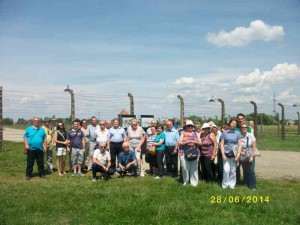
[276,88,298,104]
[175,77,194,85]
[207,20,284,47]
[232,96,264,104]
[235,63,300,93]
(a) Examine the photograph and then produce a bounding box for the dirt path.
[3,128,300,180]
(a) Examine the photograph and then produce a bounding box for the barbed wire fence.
[1,86,299,150]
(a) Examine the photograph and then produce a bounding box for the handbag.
[240,137,251,162]
[148,145,156,156]
[225,145,238,158]
[184,148,199,161]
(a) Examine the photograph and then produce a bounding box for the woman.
[240,123,257,190]
[211,124,222,183]
[178,120,202,186]
[81,119,90,171]
[127,119,145,176]
[220,119,242,189]
[199,123,217,183]
[152,124,166,179]
[146,126,158,176]
[53,122,68,176]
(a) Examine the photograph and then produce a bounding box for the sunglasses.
[100,123,105,125]
[187,125,194,127]
[242,127,248,128]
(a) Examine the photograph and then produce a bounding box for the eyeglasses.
[187,125,193,127]
[242,127,248,129]
[100,123,105,125]
[132,124,137,126]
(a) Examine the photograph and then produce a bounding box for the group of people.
[23,113,257,190]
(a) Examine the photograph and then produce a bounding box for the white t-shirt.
[241,133,256,153]
[94,128,109,145]
[93,149,111,166]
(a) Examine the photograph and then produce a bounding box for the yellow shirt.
[42,125,54,147]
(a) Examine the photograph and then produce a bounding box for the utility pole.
[250,101,258,139]
[177,95,184,127]
[64,85,75,123]
[209,97,225,127]
[128,92,134,115]
[260,113,263,133]
[0,86,2,151]
[278,103,285,140]
[297,112,300,135]
[276,112,280,135]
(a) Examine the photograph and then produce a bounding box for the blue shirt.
[88,124,100,141]
[23,126,46,151]
[109,127,126,143]
[118,150,136,166]
[221,130,242,153]
[154,132,166,151]
[164,128,179,146]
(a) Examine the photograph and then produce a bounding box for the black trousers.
[26,150,45,176]
[92,163,114,178]
[217,152,223,184]
[156,150,165,177]
[165,146,178,177]
[200,156,215,183]
[110,142,123,170]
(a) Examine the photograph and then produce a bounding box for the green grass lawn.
[0,141,299,225]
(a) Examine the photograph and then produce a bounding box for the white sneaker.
[183,182,187,186]
[155,176,160,179]
[92,178,96,182]
[140,172,145,177]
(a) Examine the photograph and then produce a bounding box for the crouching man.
[116,142,138,177]
[92,144,114,181]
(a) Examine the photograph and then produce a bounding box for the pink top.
[179,131,200,156]
[200,133,214,157]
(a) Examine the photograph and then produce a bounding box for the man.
[108,119,127,171]
[92,144,114,181]
[106,120,112,130]
[67,120,86,175]
[116,142,137,177]
[87,116,100,171]
[146,119,157,136]
[249,120,255,134]
[95,120,109,148]
[42,117,54,173]
[164,120,179,177]
[236,113,252,133]
[23,117,47,180]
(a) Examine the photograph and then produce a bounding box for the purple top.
[200,133,214,157]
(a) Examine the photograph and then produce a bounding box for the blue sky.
[0,0,299,121]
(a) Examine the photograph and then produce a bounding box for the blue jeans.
[116,163,137,176]
[241,157,256,189]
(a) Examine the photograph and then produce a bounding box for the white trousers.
[180,155,199,187]
[222,158,237,189]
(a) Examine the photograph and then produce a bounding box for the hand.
[240,152,245,156]
[222,155,227,162]
[211,155,215,161]
[125,164,131,170]
[121,166,125,171]
[105,167,109,172]
[249,156,254,163]
[67,147,70,153]
[173,149,178,154]
[136,147,141,152]
[234,156,239,163]
[82,148,85,152]
[25,144,30,150]
[43,148,47,153]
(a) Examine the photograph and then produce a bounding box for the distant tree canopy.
[3,118,14,125]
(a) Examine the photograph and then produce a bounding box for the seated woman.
[92,144,114,181]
